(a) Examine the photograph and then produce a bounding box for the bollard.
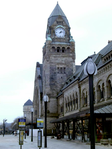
[38,129,42,149]
[18,118,26,149]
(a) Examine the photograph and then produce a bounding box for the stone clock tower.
[42,3,75,131]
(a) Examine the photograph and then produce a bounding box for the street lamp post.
[3,119,7,137]
[84,57,97,149]
[43,95,48,148]
[30,107,34,142]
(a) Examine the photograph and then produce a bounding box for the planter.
[100,139,109,145]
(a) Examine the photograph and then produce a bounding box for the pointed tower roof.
[48,3,70,27]
[49,2,66,18]
[24,99,33,106]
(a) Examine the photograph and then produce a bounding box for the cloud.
[0,0,112,123]
[0,80,34,123]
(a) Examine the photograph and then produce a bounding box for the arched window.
[69,95,72,111]
[72,94,75,110]
[97,81,105,102]
[108,80,112,98]
[68,102,69,111]
[76,92,78,109]
[57,47,60,52]
[97,82,105,102]
[93,87,95,104]
[60,67,62,73]
[64,67,66,74]
[65,98,67,113]
[85,93,87,105]
[76,92,78,104]
[52,46,55,52]
[82,90,87,107]
[61,106,63,113]
[66,103,67,109]
[107,74,112,98]
[97,85,101,102]
[62,47,65,53]
[67,97,70,111]
[70,101,72,106]
[57,67,59,73]
[52,46,55,49]
[102,83,105,99]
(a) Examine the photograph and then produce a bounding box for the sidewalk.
[0,135,112,149]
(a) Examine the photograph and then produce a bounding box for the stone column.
[81,118,84,142]
[72,119,75,140]
[67,121,70,139]
[62,121,64,138]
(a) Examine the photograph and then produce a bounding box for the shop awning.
[94,104,112,113]
[50,104,112,123]
[50,109,89,123]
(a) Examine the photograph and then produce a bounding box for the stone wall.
[23,105,33,123]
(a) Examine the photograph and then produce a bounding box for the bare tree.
[11,116,24,130]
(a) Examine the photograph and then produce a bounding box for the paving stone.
[0,135,111,149]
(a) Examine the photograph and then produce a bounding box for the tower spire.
[48,3,69,27]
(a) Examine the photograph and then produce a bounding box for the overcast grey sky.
[0,0,112,123]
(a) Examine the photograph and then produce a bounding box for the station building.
[33,3,112,142]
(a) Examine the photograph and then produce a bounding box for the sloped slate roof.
[96,41,112,69]
[98,41,112,57]
[24,99,33,106]
[59,42,112,94]
[94,104,112,113]
[48,3,70,27]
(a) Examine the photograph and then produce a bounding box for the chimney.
[108,40,112,44]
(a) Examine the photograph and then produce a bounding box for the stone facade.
[57,59,112,118]
[33,62,43,120]
[23,99,33,124]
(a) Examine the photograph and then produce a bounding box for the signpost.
[19,131,24,145]
[18,118,26,149]
[37,118,43,149]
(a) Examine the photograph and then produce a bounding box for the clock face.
[55,28,65,38]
